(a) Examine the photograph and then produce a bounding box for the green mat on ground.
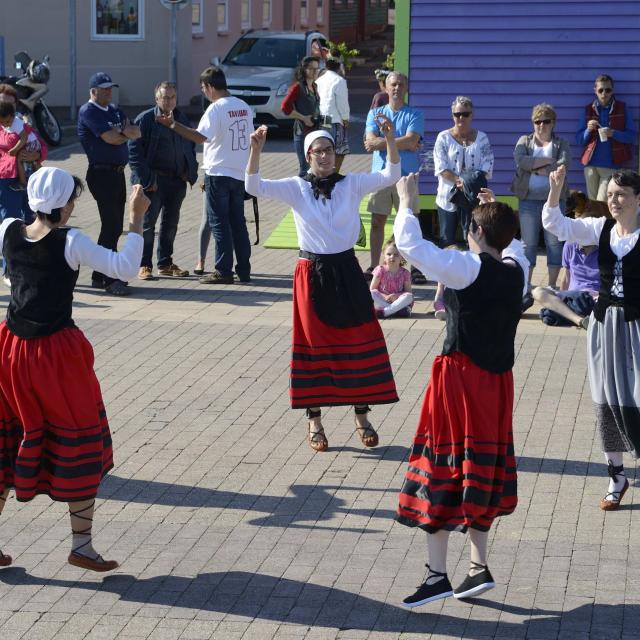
[263,196,396,251]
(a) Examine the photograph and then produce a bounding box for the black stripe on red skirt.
[396,352,517,533]
[290,258,398,408]
[0,324,114,502]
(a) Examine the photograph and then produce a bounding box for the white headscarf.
[303,130,334,157]
[27,167,75,215]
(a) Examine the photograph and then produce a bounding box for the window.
[92,0,144,40]
[262,0,271,26]
[217,0,228,33]
[224,36,306,67]
[300,0,308,26]
[316,0,325,23]
[192,0,203,34]
[241,0,251,29]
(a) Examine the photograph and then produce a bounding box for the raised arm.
[393,174,481,289]
[65,185,148,280]
[542,166,604,244]
[156,111,207,145]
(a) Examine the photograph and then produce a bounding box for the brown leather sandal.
[0,551,12,567]
[354,405,379,448]
[307,408,328,452]
[600,462,629,511]
[68,552,119,572]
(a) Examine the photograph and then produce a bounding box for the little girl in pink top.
[370,240,413,318]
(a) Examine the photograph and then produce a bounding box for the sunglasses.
[533,119,552,125]
[597,88,613,94]
[452,112,472,118]
[469,217,480,233]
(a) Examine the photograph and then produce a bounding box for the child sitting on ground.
[370,240,414,318]
[0,101,41,190]
[532,207,606,329]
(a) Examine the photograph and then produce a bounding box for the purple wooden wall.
[409,0,640,197]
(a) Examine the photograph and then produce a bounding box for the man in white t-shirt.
[157,66,254,284]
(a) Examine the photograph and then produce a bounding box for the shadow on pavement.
[0,567,630,638]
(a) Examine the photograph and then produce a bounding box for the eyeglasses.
[597,87,613,94]
[533,119,552,125]
[452,112,472,118]
[469,217,480,233]
[308,146,335,157]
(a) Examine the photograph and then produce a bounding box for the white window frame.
[316,0,325,24]
[192,0,204,35]
[241,0,252,30]
[91,0,145,41]
[262,0,272,27]
[217,0,229,33]
[300,0,308,26]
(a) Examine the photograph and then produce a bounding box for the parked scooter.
[0,51,61,146]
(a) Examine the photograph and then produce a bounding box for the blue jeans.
[141,175,187,268]
[293,132,309,177]
[518,199,564,268]
[0,178,32,223]
[437,205,470,247]
[204,174,251,278]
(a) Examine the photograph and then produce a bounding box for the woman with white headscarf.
[0,167,148,571]
[246,118,401,453]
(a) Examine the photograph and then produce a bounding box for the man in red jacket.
[576,74,635,202]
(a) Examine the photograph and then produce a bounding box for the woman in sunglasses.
[432,96,494,319]
[245,117,400,453]
[512,103,571,297]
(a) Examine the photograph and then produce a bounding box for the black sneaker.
[237,274,251,283]
[521,292,534,313]
[453,564,495,600]
[401,568,453,608]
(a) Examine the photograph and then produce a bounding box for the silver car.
[212,30,329,130]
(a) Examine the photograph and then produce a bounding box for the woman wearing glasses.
[512,103,571,293]
[432,96,494,319]
[245,118,400,453]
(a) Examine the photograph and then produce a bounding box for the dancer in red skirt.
[0,167,148,571]
[393,174,528,606]
[246,119,400,452]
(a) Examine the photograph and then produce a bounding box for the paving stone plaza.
[0,141,637,640]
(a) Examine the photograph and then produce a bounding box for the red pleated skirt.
[0,323,113,502]
[290,258,399,409]
[397,352,517,533]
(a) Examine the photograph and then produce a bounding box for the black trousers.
[86,166,127,285]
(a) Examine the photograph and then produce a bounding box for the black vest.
[3,220,79,338]
[594,218,640,322]
[442,253,523,374]
[293,82,320,135]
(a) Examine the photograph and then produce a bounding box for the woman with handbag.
[281,56,321,177]
[245,119,401,453]
[512,103,571,292]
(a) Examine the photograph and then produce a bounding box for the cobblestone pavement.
[0,141,636,640]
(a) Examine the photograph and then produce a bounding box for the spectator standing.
[315,57,350,173]
[281,57,321,177]
[576,74,635,202]
[77,72,141,296]
[364,72,424,280]
[370,69,390,110]
[512,103,571,290]
[129,81,198,281]
[158,66,253,284]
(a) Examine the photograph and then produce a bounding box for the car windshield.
[224,37,306,67]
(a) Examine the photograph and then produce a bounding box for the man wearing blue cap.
[77,72,141,296]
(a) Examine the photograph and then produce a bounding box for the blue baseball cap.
[89,72,118,89]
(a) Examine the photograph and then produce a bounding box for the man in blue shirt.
[129,81,198,281]
[364,72,424,278]
[576,74,635,202]
[78,72,141,296]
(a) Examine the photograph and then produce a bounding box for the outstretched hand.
[374,113,395,139]
[155,112,174,129]
[250,125,268,153]
[478,187,496,204]
[396,172,418,211]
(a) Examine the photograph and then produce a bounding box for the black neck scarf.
[303,172,346,201]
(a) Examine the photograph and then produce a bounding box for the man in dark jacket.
[129,81,198,279]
